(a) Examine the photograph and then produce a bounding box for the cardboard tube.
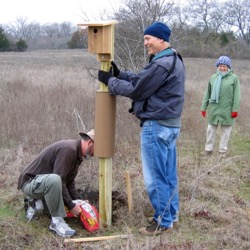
[94,91,116,157]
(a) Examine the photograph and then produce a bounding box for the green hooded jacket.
[201,70,241,125]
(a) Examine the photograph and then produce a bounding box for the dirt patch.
[77,187,127,223]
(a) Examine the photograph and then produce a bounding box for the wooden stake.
[125,171,133,213]
[64,235,128,243]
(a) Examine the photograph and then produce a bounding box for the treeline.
[0,18,76,50]
[0,0,249,59]
[0,26,27,52]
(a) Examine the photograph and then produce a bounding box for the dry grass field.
[0,50,249,249]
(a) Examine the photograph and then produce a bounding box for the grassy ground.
[0,50,249,249]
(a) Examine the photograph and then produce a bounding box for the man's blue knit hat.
[216,56,232,69]
[144,22,171,42]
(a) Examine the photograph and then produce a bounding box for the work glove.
[111,61,120,77]
[201,111,206,117]
[98,67,113,85]
[231,112,238,118]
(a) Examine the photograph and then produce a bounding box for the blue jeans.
[141,120,180,228]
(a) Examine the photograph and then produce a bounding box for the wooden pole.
[77,21,117,228]
[64,235,128,243]
[99,156,112,227]
[125,171,133,213]
[98,23,115,227]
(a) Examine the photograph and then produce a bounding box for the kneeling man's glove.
[98,67,112,85]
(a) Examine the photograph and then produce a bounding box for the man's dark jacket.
[17,140,83,210]
[108,48,185,124]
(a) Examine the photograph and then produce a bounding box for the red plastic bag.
[66,200,99,232]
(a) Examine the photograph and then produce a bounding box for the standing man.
[201,56,241,157]
[98,22,185,235]
[17,129,95,238]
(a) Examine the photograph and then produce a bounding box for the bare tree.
[6,17,41,41]
[60,22,76,37]
[224,0,250,46]
[171,5,190,30]
[41,22,75,38]
[41,24,57,38]
[185,0,227,32]
[112,0,175,71]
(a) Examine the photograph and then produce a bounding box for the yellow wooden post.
[125,171,133,213]
[77,21,117,227]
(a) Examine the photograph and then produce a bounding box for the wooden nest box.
[77,21,117,61]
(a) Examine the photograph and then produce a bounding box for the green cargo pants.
[22,174,67,217]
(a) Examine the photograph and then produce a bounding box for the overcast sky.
[0,0,120,25]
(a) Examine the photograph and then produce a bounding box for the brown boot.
[139,221,172,236]
[147,217,179,229]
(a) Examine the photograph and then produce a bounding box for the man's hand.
[70,203,81,217]
[111,61,120,77]
[98,67,113,85]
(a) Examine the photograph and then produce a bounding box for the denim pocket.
[156,124,179,146]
